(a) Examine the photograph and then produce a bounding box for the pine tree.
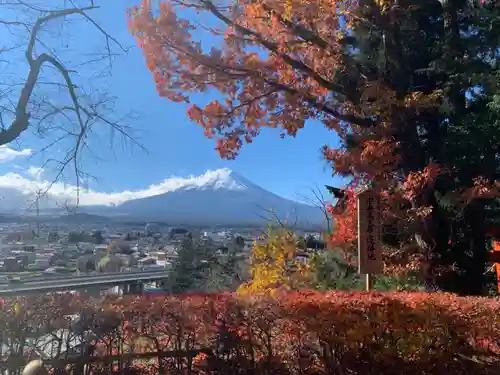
[165,237,209,293]
[329,0,500,294]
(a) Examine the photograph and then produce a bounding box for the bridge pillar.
[127,282,144,294]
[155,279,167,288]
[129,283,137,294]
[131,283,137,294]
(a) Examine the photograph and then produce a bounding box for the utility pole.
[35,190,40,238]
[34,189,43,251]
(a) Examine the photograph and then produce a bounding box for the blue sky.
[0,0,344,205]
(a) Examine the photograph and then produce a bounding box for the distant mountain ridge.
[81,170,323,228]
[0,169,324,228]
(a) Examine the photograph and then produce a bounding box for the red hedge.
[103,291,500,375]
[2,291,500,375]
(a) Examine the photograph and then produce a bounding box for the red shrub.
[4,291,500,375]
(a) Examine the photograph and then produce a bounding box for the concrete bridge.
[0,269,169,296]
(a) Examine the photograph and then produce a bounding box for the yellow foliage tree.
[237,228,309,295]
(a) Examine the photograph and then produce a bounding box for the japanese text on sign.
[357,189,382,274]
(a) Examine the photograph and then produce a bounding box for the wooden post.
[365,274,373,292]
[357,189,382,291]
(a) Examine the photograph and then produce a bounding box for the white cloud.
[0,145,32,163]
[26,166,44,180]
[0,168,243,207]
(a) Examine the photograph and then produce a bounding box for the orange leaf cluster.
[465,176,500,201]
[327,188,357,246]
[323,139,401,185]
[4,291,500,374]
[127,0,356,159]
[402,162,445,201]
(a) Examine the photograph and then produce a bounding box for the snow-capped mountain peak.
[97,167,323,228]
[180,168,248,191]
[7,168,323,228]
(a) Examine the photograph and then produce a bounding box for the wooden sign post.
[357,189,383,291]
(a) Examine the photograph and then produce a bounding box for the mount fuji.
[78,169,324,228]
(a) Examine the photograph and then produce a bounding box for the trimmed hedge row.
[2,291,500,374]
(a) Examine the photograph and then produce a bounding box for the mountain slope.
[85,170,323,227]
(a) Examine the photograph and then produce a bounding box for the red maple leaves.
[3,291,500,375]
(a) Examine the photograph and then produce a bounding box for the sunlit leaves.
[127,0,356,158]
[402,162,445,201]
[237,228,309,294]
[4,291,500,374]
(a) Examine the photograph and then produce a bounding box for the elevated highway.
[0,269,169,296]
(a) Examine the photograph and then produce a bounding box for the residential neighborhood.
[0,220,322,288]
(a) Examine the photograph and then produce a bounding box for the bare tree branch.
[253,204,299,239]
[0,0,142,207]
[296,184,332,234]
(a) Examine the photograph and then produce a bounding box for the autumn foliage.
[127,0,500,294]
[2,291,500,374]
[127,0,358,159]
[237,228,309,294]
[325,186,424,275]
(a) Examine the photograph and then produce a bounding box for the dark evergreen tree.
[164,237,210,293]
[234,235,245,249]
[92,230,105,245]
[335,0,500,294]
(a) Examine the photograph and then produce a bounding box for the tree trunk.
[419,199,487,295]
[417,203,453,293]
[456,202,487,295]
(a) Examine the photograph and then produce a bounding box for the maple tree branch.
[0,5,96,145]
[178,2,375,128]
[0,0,130,142]
[137,1,374,129]
[25,6,97,63]
[262,79,376,127]
[260,4,330,50]
[200,0,343,93]
[181,59,372,127]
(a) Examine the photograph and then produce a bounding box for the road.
[0,269,170,296]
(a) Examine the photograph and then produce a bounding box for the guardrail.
[0,268,169,284]
[0,269,170,296]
